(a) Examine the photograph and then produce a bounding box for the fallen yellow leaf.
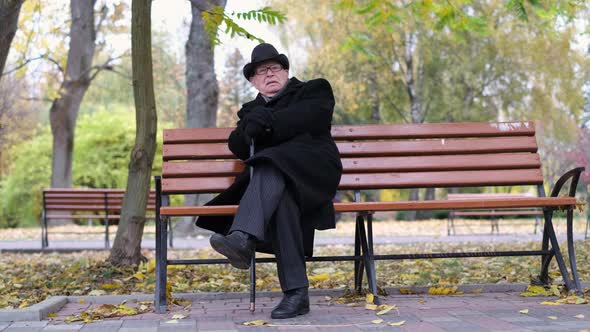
[47,313,57,318]
[372,319,383,324]
[547,316,558,320]
[376,305,396,316]
[308,273,330,282]
[388,320,406,326]
[519,309,529,314]
[365,304,378,310]
[574,314,584,319]
[540,301,562,306]
[366,293,374,304]
[165,320,178,324]
[399,288,417,294]
[172,314,186,320]
[243,320,268,326]
[78,299,86,304]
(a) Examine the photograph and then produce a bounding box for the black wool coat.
[196,77,343,256]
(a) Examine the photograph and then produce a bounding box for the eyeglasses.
[255,64,283,76]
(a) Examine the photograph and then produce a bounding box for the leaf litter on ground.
[2,239,590,311]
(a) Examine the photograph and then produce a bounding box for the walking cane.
[249,139,256,312]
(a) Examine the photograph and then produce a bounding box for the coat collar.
[238,77,304,118]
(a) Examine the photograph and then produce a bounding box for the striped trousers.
[229,163,309,292]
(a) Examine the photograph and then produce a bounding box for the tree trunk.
[182,0,226,233]
[403,30,425,221]
[0,0,23,78]
[49,0,97,188]
[108,0,157,266]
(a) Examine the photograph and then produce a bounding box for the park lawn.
[1,240,590,309]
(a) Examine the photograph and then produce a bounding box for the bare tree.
[108,0,157,266]
[0,0,24,78]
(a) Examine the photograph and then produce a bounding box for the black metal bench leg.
[354,217,363,293]
[357,214,380,304]
[168,217,173,248]
[105,219,110,249]
[155,177,168,313]
[566,208,582,294]
[543,209,574,292]
[250,253,256,312]
[538,211,551,284]
[41,211,48,249]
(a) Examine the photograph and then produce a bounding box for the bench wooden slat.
[163,121,536,143]
[162,153,541,177]
[45,215,155,219]
[44,193,156,199]
[45,205,156,211]
[159,196,574,216]
[452,211,543,216]
[448,193,534,200]
[161,169,543,194]
[163,137,538,161]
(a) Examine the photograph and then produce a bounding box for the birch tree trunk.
[108,0,157,266]
[0,0,24,78]
[401,30,434,220]
[49,0,97,188]
[180,0,226,233]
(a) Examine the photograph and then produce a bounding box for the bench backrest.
[161,121,543,196]
[43,189,156,213]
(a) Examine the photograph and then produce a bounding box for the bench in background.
[447,193,543,235]
[153,121,584,313]
[41,189,167,249]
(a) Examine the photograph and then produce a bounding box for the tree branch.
[2,55,45,75]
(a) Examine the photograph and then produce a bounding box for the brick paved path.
[2,292,590,331]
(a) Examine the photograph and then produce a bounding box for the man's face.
[249,60,289,97]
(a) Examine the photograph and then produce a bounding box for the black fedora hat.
[243,43,289,79]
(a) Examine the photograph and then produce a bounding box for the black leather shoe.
[209,231,255,270]
[271,287,310,319]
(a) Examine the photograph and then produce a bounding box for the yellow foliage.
[428,286,463,295]
[309,273,330,282]
[243,319,268,326]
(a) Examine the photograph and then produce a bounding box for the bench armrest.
[549,167,585,198]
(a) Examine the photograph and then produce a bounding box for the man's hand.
[243,107,274,144]
[244,121,265,143]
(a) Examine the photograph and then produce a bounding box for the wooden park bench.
[153,121,584,313]
[447,193,543,235]
[41,188,166,249]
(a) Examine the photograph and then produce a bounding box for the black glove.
[244,121,265,143]
[242,107,274,144]
[244,106,274,128]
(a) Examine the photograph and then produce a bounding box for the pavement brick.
[4,328,44,332]
[460,314,525,330]
[421,316,462,323]
[8,322,49,328]
[197,320,238,331]
[399,322,448,332]
[121,320,160,328]
[0,323,9,332]
[118,328,157,332]
[41,324,83,331]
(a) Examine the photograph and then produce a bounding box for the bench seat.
[160,197,575,216]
